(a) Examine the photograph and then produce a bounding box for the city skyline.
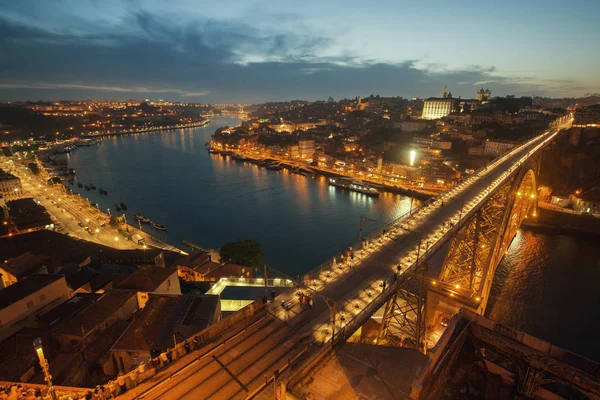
[1,0,599,103]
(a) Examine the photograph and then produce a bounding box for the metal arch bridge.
[127,124,566,399]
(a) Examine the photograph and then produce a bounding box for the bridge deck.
[129,128,561,399]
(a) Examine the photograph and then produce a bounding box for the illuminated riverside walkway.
[118,123,569,399]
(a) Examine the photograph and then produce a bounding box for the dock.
[183,240,207,251]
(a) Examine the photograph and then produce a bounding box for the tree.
[219,239,264,269]
[109,215,124,227]
[28,162,39,174]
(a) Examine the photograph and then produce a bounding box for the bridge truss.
[378,153,543,351]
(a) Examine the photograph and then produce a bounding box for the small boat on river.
[154,223,168,231]
[134,213,151,223]
[99,188,108,195]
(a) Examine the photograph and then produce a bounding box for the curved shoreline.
[82,119,211,138]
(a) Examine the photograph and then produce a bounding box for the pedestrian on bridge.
[382,280,387,291]
[271,290,276,303]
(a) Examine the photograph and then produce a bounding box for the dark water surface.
[68,116,411,276]
[68,116,600,361]
[487,229,600,361]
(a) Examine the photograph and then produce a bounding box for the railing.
[287,128,562,389]
[301,128,560,347]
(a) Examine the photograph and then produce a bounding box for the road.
[2,157,185,253]
[123,125,565,399]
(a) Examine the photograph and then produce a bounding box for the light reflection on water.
[487,229,600,361]
[68,116,410,276]
[68,116,599,361]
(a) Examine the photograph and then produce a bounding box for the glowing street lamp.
[33,338,58,400]
[409,150,417,167]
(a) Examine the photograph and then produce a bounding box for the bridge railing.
[316,130,560,347]
[301,201,430,285]
[301,135,529,290]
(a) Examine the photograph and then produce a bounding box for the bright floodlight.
[409,150,416,167]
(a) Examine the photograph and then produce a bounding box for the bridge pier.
[425,288,465,329]
[377,263,428,353]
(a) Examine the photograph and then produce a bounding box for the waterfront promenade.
[82,119,210,138]
[2,157,185,254]
[209,147,439,198]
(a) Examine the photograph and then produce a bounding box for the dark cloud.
[0,11,571,102]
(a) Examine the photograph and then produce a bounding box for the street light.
[409,150,417,167]
[33,338,58,400]
[358,216,377,242]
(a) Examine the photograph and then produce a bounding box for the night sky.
[0,0,598,103]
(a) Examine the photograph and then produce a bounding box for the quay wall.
[523,206,600,236]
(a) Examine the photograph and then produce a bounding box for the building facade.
[484,140,516,156]
[0,170,22,200]
[476,88,491,101]
[422,98,456,120]
[0,275,70,341]
[298,139,315,159]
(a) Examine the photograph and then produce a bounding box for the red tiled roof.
[193,261,220,275]
[3,252,52,279]
[116,265,176,292]
[111,294,220,353]
[173,252,210,269]
[204,263,250,280]
[52,290,136,337]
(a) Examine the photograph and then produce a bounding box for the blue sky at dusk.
[0,0,598,102]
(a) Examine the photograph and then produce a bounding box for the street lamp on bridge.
[358,216,377,243]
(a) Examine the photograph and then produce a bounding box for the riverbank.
[82,119,210,138]
[209,148,435,199]
[66,116,414,275]
[305,164,435,200]
[522,205,600,236]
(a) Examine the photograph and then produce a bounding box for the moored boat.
[84,185,91,191]
[114,203,121,212]
[134,213,151,223]
[328,177,380,197]
[99,188,108,195]
[291,167,306,176]
[154,223,167,231]
[266,163,283,171]
[120,202,127,210]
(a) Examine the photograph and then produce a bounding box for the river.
[67,116,412,276]
[67,115,600,362]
